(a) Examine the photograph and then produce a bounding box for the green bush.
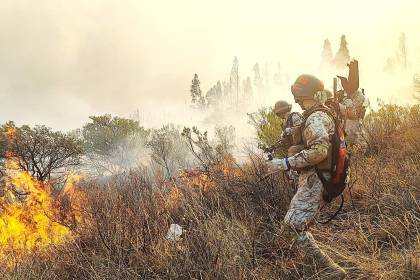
[247,107,286,156]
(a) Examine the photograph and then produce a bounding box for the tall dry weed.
[1,104,419,279]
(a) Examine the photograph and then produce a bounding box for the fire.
[0,160,73,264]
[164,186,182,209]
[219,154,240,177]
[0,128,84,265]
[179,170,217,192]
[176,156,240,194]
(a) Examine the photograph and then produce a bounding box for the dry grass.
[1,105,419,280]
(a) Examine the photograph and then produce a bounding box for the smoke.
[0,0,419,131]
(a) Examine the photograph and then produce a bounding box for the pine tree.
[216,81,222,98]
[384,57,395,74]
[230,56,240,108]
[206,81,224,109]
[334,35,350,70]
[398,32,407,70]
[253,63,264,94]
[321,38,333,71]
[243,76,253,100]
[205,87,216,107]
[190,74,205,108]
[222,80,230,98]
[198,95,206,108]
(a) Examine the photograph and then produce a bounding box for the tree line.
[190,57,290,112]
[0,116,236,184]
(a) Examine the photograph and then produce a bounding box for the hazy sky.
[0,0,419,130]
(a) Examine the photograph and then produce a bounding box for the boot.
[299,232,346,280]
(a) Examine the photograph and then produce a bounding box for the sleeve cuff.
[285,157,291,170]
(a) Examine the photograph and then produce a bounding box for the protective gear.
[345,120,362,146]
[287,112,304,128]
[267,111,304,188]
[341,88,368,146]
[270,158,290,171]
[287,144,305,157]
[287,169,300,187]
[288,110,335,170]
[279,81,346,277]
[284,170,326,230]
[291,74,324,101]
[279,222,346,279]
[282,126,303,150]
[267,113,304,153]
[274,100,292,116]
[263,152,274,162]
[299,232,346,279]
[289,104,350,202]
[342,88,367,121]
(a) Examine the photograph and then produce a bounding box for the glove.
[263,152,274,161]
[269,158,291,171]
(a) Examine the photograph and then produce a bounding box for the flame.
[219,154,240,177]
[0,127,85,265]
[59,173,90,230]
[176,156,240,194]
[164,186,182,209]
[0,161,71,263]
[179,170,217,192]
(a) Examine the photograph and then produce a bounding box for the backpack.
[303,103,351,203]
[285,112,303,129]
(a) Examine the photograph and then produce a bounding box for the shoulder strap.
[286,112,299,128]
[317,194,344,224]
[303,104,337,129]
[300,105,341,151]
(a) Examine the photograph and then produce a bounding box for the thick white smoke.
[0,0,418,132]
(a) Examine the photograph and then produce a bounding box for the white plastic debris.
[165,224,183,241]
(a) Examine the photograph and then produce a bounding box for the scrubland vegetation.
[0,103,419,280]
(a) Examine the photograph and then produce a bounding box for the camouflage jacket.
[280,112,304,145]
[271,112,304,152]
[341,89,368,120]
[286,112,304,128]
[288,108,335,169]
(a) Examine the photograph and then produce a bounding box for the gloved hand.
[268,158,290,171]
[263,152,274,161]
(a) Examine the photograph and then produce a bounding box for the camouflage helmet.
[291,74,324,100]
[274,100,292,116]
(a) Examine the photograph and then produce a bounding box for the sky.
[0,0,419,130]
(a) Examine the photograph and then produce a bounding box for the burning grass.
[0,129,86,268]
[0,163,69,262]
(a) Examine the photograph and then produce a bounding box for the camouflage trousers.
[281,169,326,260]
[284,169,327,231]
[286,169,299,189]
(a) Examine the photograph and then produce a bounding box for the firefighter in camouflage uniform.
[269,74,347,279]
[272,100,304,187]
[341,88,368,146]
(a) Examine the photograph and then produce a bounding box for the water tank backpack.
[303,104,351,203]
